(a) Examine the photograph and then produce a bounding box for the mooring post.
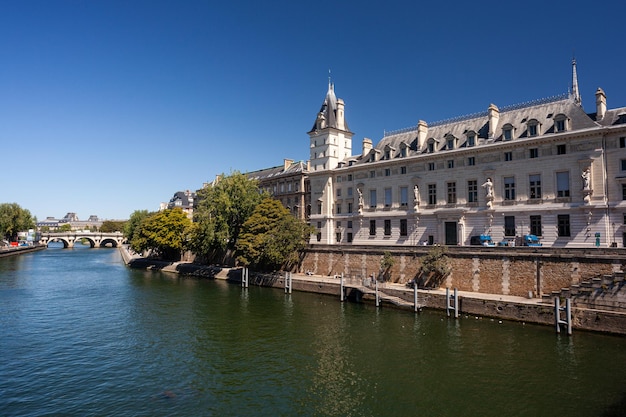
[285,272,292,294]
[289,272,292,294]
[340,273,344,302]
[242,267,249,288]
[414,284,418,312]
[375,278,380,307]
[555,297,572,335]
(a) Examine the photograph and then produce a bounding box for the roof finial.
[328,68,332,91]
[571,56,581,106]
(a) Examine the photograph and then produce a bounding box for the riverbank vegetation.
[0,203,35,242]
[124,172,312,268]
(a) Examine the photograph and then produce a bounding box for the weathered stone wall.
[300,246,626,297]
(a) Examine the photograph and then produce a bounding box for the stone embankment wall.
[0,244,46,258]
[300,245,626,298]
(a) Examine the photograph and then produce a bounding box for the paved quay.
[118,246,626,335]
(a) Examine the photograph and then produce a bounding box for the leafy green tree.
[58,223,72,232]
[380,251,396,281]
[0,203,35,241]
[124,210,152,242]
[100,220,126,233]
[236,198,314,271]
[190,172,265,262]
[130,208,191,261]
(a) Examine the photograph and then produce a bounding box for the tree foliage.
[130,208,192,261]
[236,198,314,271]
[124,210,152,242]
[417,246,452,289]
[380,251,396,281]
[190,172,265,262]
[0,203,35,241]
[100,220,126,233]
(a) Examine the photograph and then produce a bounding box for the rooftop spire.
[571,57,581,106]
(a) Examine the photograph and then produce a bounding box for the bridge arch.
[46,238,71,248]
[99,238,119,248]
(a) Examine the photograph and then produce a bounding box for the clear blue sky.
[2,0,625,221]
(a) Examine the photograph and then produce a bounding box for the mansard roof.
[348,94,600,165]
[247,161,308,181]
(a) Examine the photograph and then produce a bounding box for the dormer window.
[502,124,514,141]
[527,119,540,137]
[466,133,476,147]
[427,139,436,153]
[554,114,568,132]
[400,146,407,157]
[384,149,391,160]
[445,135,456,150]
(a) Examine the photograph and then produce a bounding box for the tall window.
[528,121,538,137]
[428,184,437,205]
[504,177,516,200]
[428,162,435,171]
[529,174,542,199]
[369,189,377,208]
[347,202,353,213]
[529,148,539,158]
[336,204,341,214]
[384,220,391,236]
[400,166,407,174]
[369,220,376,236]
[400,186,408,207]
[504,151,513,161]
[384,168,391,176]
[557,215,571,237]
[347,187,353,197]
[555,116,566,132]
[623,184,626,201]
[336,188,342,197]
[468,180,478,203]
[468,156,475,166]
[384,188,392,207]
[556,172,570,197]
[504,216,516,236]
[370,170,376,178]
[400,219,408,236]
[447,160,454,169]
[530,215,542,236]
[556,144,566,155]
[503,126,513,140]
[447,182,457,204]
[467,134,475,147]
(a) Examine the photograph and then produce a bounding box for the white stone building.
[308,62,626,248]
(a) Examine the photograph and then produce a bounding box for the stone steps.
[541,271,626,312]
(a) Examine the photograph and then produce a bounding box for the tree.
[58,223,72,232]
[380,251,396,281]
[0,203,35,241]
[236,198,314,271]
[416,246,451,289]
[124,210,152,242]
[190,172,265,263]
[130,208,191,261]
[100,220,126,233]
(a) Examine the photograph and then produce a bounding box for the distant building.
[308,61,626,248]
[163,190,196,219]
[247,159,310,220]
[36,213,103,231]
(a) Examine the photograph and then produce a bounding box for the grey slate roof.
[350,95,600,165]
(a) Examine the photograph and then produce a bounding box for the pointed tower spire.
[571,57,582,106]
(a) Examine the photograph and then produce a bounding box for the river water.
[1,244,625,416]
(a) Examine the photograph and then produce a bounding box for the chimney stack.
[488,104,500,138]
[362,138,372,157]
[595,88,606,121]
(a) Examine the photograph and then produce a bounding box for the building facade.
[247,159,310,220]
[308,62,626,248]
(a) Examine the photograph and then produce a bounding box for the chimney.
[336,99,346,130]
[417,120,428,149]
[488,104,500,138]
[362,138,372,156]
[595,88,606,121]
[283,159,294,171]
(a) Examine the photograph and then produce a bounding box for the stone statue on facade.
[413,185,420,211]
[582,168,591,190]
[357,188,364,215]
[482,178,494,209]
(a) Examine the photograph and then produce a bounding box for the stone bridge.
[39,232,125,248]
